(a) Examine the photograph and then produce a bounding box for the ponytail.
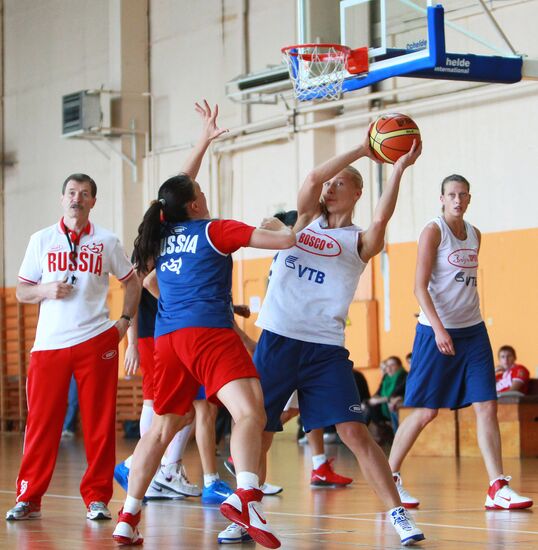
[133,174,196,272]
[133,200,163,273]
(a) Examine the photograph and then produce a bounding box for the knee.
[336,422,370,446]
[475,400,497,419]
[151,415,188,444]
[417,408,438,426]
[239,408,267,431]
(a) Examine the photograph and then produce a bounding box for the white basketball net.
[282,44,349,101]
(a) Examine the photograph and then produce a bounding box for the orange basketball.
[369,113,421,164]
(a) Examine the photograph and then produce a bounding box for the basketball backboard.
[288,0,537,101]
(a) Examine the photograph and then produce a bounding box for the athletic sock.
[236,471,259,490]
[139,405,154,437]
[124,495,142,515]
[490,475,506,486]
[204,473,219,487]
[312,453,327,470]
[162,422,194,466]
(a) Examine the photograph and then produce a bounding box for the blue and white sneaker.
[113,461,130,492]
[217,522,254,544]
[389,506,425,546]
[202,479,234,505]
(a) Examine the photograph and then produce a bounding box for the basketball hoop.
[281,43,368,101]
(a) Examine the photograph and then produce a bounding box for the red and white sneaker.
[485,476,533,510]
[220,488,280,549]
[393,473,420,509]
[310,459,353,487]
[112,508,144,545]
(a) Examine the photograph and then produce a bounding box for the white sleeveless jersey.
[256,216,367,346]
[417,216,482,329]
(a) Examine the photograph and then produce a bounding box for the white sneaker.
[389,506,425,546]
[485,476,533,510]
[86,501,111,520]
[217,522,254,544]
[393,473,420,509]
[154,462,202,497]
[6,502,41,521]
[145,482,185,500]
[260,483,283,496]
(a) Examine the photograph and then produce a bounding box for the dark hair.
[133,174,196,272]
[498,345,516,359]
[441,174,470,195]
[385,355,403,369]
[405,352,412,361]
[62,173,97,197]
[274,210,298,227]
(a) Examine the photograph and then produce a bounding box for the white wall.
[4,1,113,283]
[3,0,538,282]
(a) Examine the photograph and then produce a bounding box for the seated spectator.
[368,356,407,444]
[495,345,530,396]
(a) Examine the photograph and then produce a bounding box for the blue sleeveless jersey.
[154,219,234,337]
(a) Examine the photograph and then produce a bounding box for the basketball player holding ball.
[223,128,425,546]
[388,174,533,511]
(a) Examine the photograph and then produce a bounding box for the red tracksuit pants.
[15,326,119,507]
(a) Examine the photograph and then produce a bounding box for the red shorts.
[138,336,155,400]
[153,327,258,416]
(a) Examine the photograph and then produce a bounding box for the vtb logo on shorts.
[349,404,363,413]
[284,255,326,284]
[102,350,117,360]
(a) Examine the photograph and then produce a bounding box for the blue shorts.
[253,330,367,432]
[405,322,496,410]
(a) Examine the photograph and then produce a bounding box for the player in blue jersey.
[113,101,295,549]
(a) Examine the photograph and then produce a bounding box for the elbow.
[414,285,425,299]
[15,284,31,303]
[284,232,296,248]
[142,277,152,291]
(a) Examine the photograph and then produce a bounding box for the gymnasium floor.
[0,432,536,549]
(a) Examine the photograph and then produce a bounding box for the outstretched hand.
[259,217,287,231]
[194,100,228,142]
[394,139,422,170]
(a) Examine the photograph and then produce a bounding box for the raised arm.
[359,140,422,262]
[414,223,455,356]
[181,100,228,180]
[296,143,370,227]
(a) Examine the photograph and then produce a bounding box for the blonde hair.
[343,165,363,190]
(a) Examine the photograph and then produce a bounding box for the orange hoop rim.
[281,43,351,60]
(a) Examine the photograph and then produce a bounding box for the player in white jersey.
[236,130,425,547]
[388,175,533,511]
[6,174,141,522]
